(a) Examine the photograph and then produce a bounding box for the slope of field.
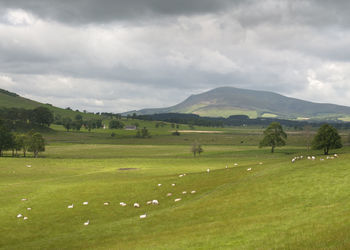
[129,86,350,119]
[0,90,97,120]
[1,143,349,249]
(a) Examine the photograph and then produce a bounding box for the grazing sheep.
[259,162,263,165]
[330,156,334,159]
[307,156,311,160]
[182,191,187,194]
[140,214,147,219]
[147,201,152,205]
[311,156,315,160]
[23,217,28,220]
[27,208,31,211]
[183,174,186,176]
[17,214,23,218]
[334,154,338,157]
[152,200,159,205]
[191,190,196,194]
[119,202,126,207]
[320,158,324,161]
[167,193,172,197]
[134,203,140,208]
[225,165,228,169]
[300,156,304,159]
[21,198,27,201]
[84,220,89,226]
[26,165,31,168]
[247,168,252,171]
[234,163,238,166]
[291,158,296,163]
[207,169,210,173]
[179,174,184,178]
[174,198,181,202]
[172,183,176,186]
[68,204,74,209]
[158,184,162,187]
[83,202,88,205]
[104,202,110,206]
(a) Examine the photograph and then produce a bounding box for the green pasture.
[1,140,350,249]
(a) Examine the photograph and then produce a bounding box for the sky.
[1,0,350,113]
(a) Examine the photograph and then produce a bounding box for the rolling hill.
[127,87,350,120]
[0,88,97,120]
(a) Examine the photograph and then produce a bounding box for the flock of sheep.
[17,155,333,225]
[291,153,338,163]
[16,170,200,225]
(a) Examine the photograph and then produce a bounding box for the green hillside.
[129,87,350,120]
[0,89,97,120]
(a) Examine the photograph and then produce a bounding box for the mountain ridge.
[126,86,350,120]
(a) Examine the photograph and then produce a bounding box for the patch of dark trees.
[0,107,54,131]
[136,113,350,129]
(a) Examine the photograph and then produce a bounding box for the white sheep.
[134,203,140,208]
[167,193,172,197]
[152,200,159,205]
[84,220,89,226]
[83,201,88,205]
[26,165,31,168]
[291,158,296,163]
[179,174,183,178]
[307,156,311,160]
[334,154,338,157]
[234,163,238,166]
[174,198,181,202]
[191,190,196,194]
[27,208,31,211]
[158,183,162,187]
[225,165,228,169]
[17,214,23,218]
[21,198,27,201]
[182,191,187,194]
[140,214,147,219]
[247,168,252,171]
[147,201,152,205]
[23,217,28,220]
[207,169,210,173]
[259,162,263,165]
[172,183,176,186]
[120,202,126,207]
[311,156,315,160]
[104,202,110,206]
[68,204,74,209]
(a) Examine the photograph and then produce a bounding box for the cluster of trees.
[109,120,124,129]
[260,122,342,155]
[136,127,151,138]
[0,107,54,129]
[0,123,45,157]
[58,115,103,132]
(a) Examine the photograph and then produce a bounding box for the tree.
[62,117,72,131]
[259,122,287,153]
[0,123,13,156]
[191,141,203,157]
[28,132,45,158]
[31,107,54,127]
[312,124,342,155]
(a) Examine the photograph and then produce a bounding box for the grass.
[1,125,350,249]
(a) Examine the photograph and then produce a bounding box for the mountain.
[127,87,350,120]
[0,88,97,119]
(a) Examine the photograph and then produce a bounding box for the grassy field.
[1,125,350,249]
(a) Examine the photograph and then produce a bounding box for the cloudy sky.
[1,0,350,112]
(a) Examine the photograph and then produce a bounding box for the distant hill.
[0,88,97,120]
[126,87,350,120]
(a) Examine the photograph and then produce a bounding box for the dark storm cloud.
[0,0,237,24]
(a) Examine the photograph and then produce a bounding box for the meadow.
[1,123,350,249]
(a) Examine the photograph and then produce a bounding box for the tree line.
[0,122,45,157]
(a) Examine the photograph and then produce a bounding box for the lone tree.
[259,122,287,153]
[312,124,342,155]
[191,141,203,157]
[28,132,45,158]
